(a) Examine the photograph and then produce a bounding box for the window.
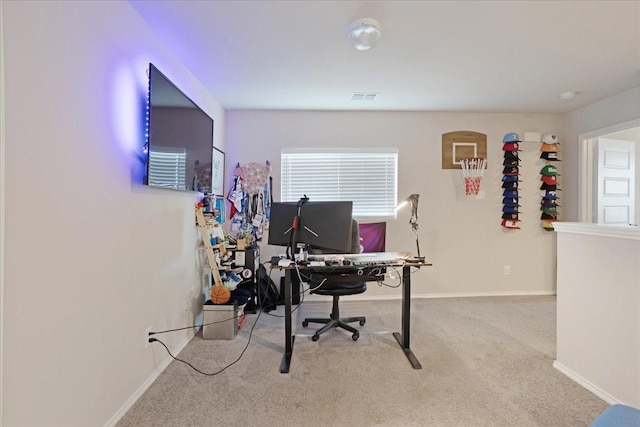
[281,148,398,219]
[148,148,187,190]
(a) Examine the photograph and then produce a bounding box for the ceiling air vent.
[351,92,378,101]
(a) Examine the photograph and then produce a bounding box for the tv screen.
[144,63,215,193]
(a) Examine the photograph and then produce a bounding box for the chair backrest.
[349,219,362,255]
[310,218,361,256]
[311,219,364,287]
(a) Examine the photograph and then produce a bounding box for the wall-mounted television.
[144,63,216,193]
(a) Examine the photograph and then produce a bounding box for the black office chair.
[302,219,366,341]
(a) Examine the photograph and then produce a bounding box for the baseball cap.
[502,175,521,182]
[541,220,556,231]
[503,158,521,167]
[540,165,560,176]
[502,142,521,151]
[541,212,558,220]
[542,189,559,199]
[502,212,520,220]
[502,166,520,176]
[541,206,558,215]
[503,205,520,213]
[502,181,519,189]
[542,133,559,144]
[503,133,521,143]
[503,198,521,206]
[540,143,558,152]
[540,152,561,161]
[541,198,560,207]
[501,219,521,229]
[540,182,557,190]
[541,175,558,185]
[504,151,520,159]
[503,189,520,198]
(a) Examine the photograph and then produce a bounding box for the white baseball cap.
[542,133,559,144]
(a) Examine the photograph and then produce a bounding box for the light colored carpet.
[117,296,608,427]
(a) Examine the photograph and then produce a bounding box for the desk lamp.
[394,194,425,262]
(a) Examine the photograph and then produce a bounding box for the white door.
[597,138,636,225]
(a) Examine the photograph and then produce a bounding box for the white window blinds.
[148,148,187,190]
[281,149,398,219]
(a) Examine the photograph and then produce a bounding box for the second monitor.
[268,200,353,255]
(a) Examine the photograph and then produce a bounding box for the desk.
[278,252,431,373]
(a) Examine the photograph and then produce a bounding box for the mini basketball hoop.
[460,157,485,196]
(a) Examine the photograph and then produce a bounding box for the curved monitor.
[268,201,353,254]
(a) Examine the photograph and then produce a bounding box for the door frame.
[578,118,640,223]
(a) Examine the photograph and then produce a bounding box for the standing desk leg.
[393,265,422,369]
[280,268,294,373]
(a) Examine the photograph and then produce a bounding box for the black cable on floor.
[149,309,261,376]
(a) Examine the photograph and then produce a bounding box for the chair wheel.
[359,320,366,326]
[312,334,319,342]
[352,332,359,341]
[302,320,309,327]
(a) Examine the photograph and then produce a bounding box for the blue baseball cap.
[503,189,520,198]
[503,198,521,206]
[502,205,520,213]
[503,132,521,143]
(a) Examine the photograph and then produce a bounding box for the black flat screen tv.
[144,63,215,193]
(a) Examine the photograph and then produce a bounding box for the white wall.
[2,1,637,424]
[1,2,224,425]
[554,223,640,406]
[562,87,640,221]
[226,110,563,298]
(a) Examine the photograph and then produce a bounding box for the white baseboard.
[307,290,556,302]
[104,332,195,427]
[413,290,557,299]
[553,360,621,405]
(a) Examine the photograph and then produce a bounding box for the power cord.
[149,312,246,337]
[260,262,331,318]
[149,310,262,376]
[374,265,403,288]
[255,261,308,318]
[148,260,409,374]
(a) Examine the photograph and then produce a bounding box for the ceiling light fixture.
[347,18,382,51]
[559,91,576,100]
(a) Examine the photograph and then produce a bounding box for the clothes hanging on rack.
[227,160,272,241]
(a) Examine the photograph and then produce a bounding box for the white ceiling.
[129,0,640,114]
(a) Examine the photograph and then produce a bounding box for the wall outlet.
[504,265,511,276]
[145,326,153,348]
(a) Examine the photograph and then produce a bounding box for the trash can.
[202,301,238,340]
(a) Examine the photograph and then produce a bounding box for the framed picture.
[212,147,225,196]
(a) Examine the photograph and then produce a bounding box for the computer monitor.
[268,200,353,256]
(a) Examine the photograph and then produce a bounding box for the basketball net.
[460,158,485,196]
